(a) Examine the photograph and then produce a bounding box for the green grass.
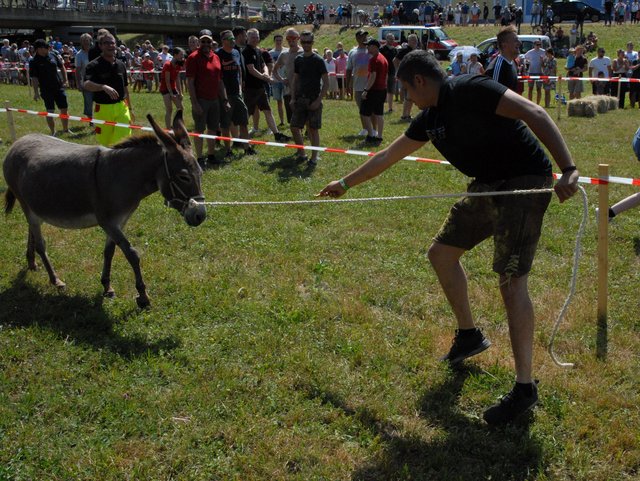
[1,22,639,480]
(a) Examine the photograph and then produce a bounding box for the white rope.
[548,185,588,368]
[191,188,555,207]
[193,186,587,369]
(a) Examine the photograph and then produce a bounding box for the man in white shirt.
[589,47,612,95]
[524,40,545,105]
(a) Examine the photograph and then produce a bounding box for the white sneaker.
[372,130,378,137]
[358,129,368,136]
[266,129,273,135]
[248,128,258,137]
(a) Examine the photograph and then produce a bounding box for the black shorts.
[244,86,271,113]
[359,89,386,116]
[220,94,249,128]
[386,74,396,94]
[41,89,68,112]
[291,97,323,129]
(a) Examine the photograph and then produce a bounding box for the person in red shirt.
[185,29,229,166]
[160,47,185,129]
[141,53,155,93]
[360,38,388,143]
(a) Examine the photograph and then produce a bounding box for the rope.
[548,185,588,368]
[193,186,586,368]
[191,187,555,207]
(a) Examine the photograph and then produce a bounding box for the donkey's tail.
[4,189,16,215]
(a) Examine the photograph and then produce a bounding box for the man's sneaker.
[248,127,258,137]
[357,128,368,136]
[483,381,539,425]
[244,146,257,155]
[274,132,291,142]
[439,328,491,364]
[197,157,207,170]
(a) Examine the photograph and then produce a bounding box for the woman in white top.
[466,53,485,75]
[324,49,339,99]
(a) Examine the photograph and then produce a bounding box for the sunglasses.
[286,36,299,41]
[223,37,235,41]
[200,39,212,44]
[301,40,313,45]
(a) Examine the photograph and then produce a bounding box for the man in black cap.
[29,39,72,136]
[360,38,388,143]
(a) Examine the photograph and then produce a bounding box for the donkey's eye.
[177,172,191,183]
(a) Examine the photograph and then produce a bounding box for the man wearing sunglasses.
[185,29,229,167]
[273,28,302,125]
[289,31,328,166]
[217,30,255,157]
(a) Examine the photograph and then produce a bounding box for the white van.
[378,26,458,60]
[476,34,551,66]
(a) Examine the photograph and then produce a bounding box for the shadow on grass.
[633,237,640,256]
[258,155,315,181]
[0,271,181,359]
[299,365,542,481]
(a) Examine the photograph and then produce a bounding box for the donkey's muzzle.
[184,197,206,226]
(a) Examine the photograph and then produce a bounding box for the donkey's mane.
[111,133,161,150]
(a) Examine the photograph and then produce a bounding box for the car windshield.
[432,29,450,41]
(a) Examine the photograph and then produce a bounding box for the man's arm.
[318,134,426,197]
[247,63,271,82]
[273,53,286,82]
[495,88,579,202]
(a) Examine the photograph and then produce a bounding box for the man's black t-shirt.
[485,55,518,92]
[29,52,63,93]
[84,56,128,104]
[242,44,266,89]
[404,75,552,182]
[380,44,397,76]
[293,52,327,99]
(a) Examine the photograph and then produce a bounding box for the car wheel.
[553,15,561,24]
[591,14,600,22]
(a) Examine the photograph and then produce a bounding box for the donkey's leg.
[29,222,65,288]
[103,226,150,308]
[101,237,117,298]
[27,228,37,270]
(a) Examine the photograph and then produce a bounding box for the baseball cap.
[199,29,213,40]
[356,29,369,37]
[365,38,380,48]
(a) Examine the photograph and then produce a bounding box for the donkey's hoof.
[54,279,66,289]
[28,263,38,271]
[136,295,151,309]
[103,289,116,299]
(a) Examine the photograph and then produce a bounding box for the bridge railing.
[1,0,263,21]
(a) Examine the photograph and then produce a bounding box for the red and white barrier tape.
[2,106,639,187]
[519,74,640,83]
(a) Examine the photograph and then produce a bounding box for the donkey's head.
[148,111,206,227]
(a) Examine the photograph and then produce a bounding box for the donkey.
[3,111,206,308]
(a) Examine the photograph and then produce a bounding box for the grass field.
[0,22,639,481]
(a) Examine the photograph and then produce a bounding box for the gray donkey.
[3,111,206,308]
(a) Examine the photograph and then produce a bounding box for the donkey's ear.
[147,113,177,149]
[172,110,191,148]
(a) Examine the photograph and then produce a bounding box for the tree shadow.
[297,365,542,481]
[258,155,315,182]
[633,237,640,256]
[0,271,181,359]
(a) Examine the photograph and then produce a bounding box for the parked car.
[551,0,602,23]
[378,25,458,60]
[475,34,551,66]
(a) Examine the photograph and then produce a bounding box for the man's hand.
[309,98,321,110]
[317,180,347,198]
[361,90,368,100]
[554,168,580,203]
[102,84,120,100]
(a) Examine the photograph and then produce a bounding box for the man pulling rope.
[319,50,580,426]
